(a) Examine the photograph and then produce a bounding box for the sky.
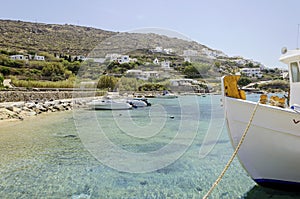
[1,0,300,68]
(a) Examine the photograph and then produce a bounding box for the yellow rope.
[202,100,260,199]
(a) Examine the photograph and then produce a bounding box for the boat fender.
[259,94,268,104]
[270,96,286,108]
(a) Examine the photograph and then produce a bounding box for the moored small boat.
[156,90,178,99]
[87,99,132,110]
[222,48,300,190]
[127,98,151,108]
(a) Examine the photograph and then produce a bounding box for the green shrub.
[97,75,118,90]
[138,83,166,91]
[11,79,75,88]
[238,77,252,87]
[0,73,4,87]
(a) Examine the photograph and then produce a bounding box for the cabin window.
[291,62,300,82]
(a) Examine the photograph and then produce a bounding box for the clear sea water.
[1,94,300,199]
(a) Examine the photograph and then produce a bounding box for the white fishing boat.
[222,48,300,190]
[87,99,132,110]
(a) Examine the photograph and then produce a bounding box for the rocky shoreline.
[0,98,91,122]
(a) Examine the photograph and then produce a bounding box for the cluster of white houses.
[10,48,284,81]
[105,53,173,69]
[238,68,263,78]
[105,54,134,64]
[125,69,206,92]
[10,54,88,62]
[151,47,174,54]
[10,54,45,61]
[126,70,160,81]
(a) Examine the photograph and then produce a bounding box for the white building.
[240,68,263,78]
[153,47,163,53]
[33,55,45,61]
[153,58,159,65]
[126,69,143,77]
[10,54,45,61]
[143,71,160,80]
[105,54,129,63]
[105,53,121,61]
[10,55,27,60]
[73,55,86,61]
[126,70,160,80]
[117,55,130,64]
[170,78,199,86]
[163,48,173,54]
[161,60,171,69]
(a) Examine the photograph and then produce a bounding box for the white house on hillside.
[126,69,143,77]
[143,71,160,80]
[33,55,45,61]
[164,48,173,54]
[161,60,171,69]
[153,58,159,65]
[153,47,163,53]
[240,68,262,78]
[10,55,27,60]
[106,53,121,61]
[126,70,160,80]
[73,55,86,61]
[117,55,130,64]
[10,54,45,61]
[170,78,199,86]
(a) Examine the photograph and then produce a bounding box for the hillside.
[0,19,116,55]
[0,19,279,92]
[0,19,227,58]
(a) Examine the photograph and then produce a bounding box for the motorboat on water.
[127,98,151,108]
[222,48,300,190]
[87,99,132,110]
[156,90,178,99]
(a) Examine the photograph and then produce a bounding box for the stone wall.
[0,91,103,103]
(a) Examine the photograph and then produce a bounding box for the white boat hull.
[156,94,178,99]
[127,99,148,107]
[87,100,132,110]
[224,96,300,188]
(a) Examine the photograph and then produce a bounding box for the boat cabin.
[279,48,300,106]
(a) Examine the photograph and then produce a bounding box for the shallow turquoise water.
[1,95,300,198]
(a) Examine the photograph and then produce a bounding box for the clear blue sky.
[1,0,300,68]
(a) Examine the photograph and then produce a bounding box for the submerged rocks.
[0,99,79,121]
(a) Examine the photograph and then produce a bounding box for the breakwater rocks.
[0,99,87,121]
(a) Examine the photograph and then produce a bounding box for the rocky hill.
[0,19,227,59]
[0,19,116,55]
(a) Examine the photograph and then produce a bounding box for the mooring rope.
[202,100,260,199]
